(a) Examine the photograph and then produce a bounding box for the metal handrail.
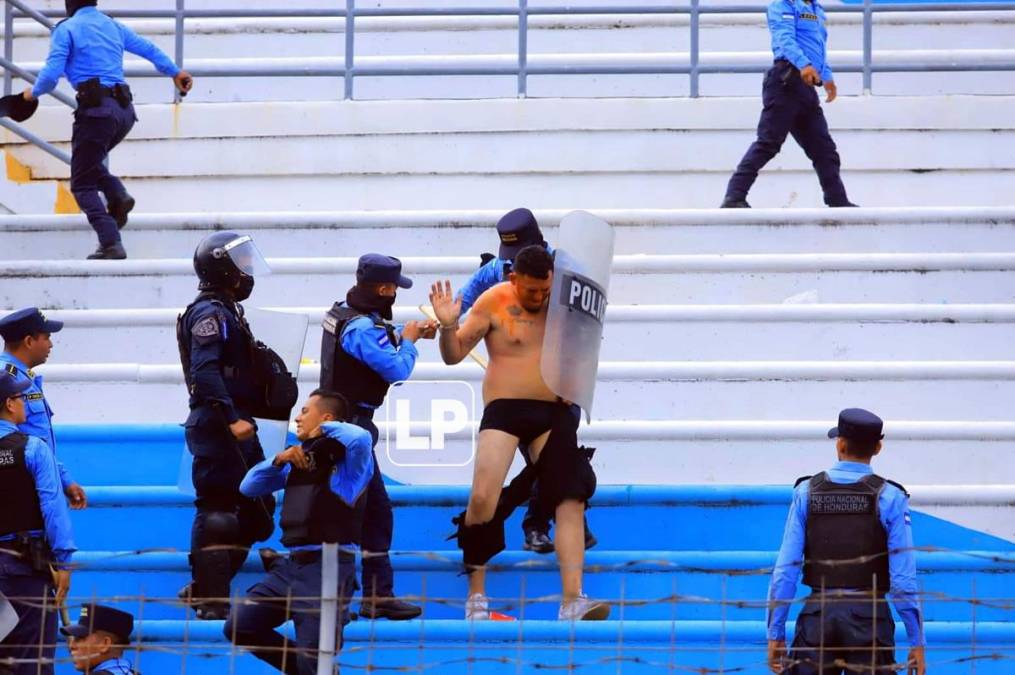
[1,1,1014,166]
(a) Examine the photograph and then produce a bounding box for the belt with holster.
[76,78,132,109]
[0,533,54,573]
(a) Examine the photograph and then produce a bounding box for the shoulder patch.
[193,316,220,338]
[376,332,390,348]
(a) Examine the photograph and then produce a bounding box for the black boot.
[86,242,127,260]
[720,198,751,208]
[358,597,422,621]
[108,195,135,229]
[522,528,554,554]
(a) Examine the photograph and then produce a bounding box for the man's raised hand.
[429,280,462,328]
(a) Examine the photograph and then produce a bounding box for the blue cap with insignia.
[0,370,30,400]
[60,604,134,644]
[828,408,884,441]
[497,208,545,260]
[356,254,412,289]
[0,308,63,342]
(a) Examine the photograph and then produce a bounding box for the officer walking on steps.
[458,208,596,555]
[226,390,373,674]
[177,232,296,620]
[61,604,137,674]
[0,308,87,511]
[0,371,76,675]
[320,254,436,620]
[767,408,926,674]
[721,0,856,209]
[24,0,193,260]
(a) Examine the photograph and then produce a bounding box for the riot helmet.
[193,231,270,301]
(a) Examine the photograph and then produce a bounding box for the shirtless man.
[429,245,608,622]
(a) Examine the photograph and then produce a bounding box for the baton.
[418,305,488,370]
[49,566,70,627]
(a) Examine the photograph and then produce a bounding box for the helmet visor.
[223,235,272,276]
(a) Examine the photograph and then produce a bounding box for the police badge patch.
[193,316,221,343]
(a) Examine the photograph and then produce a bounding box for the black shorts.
[479,398,573,449]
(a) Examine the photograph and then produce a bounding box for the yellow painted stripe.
[54,181,80,214]
[4,151,32,184]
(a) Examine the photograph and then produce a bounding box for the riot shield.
[178,308,309,495]
[0,591,16,641]
[541,211,615,423]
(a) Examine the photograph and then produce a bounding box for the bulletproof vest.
[0,433,45,537]
[177,294,298,420]
[279,435,362,547]
[320,303,398,408]
[803,472,890,592]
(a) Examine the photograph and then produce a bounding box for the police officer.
[60,604,137,674]
[23,0,194,260]
[226,390,372,674]
[177,232,281,620]
[458,208,596,555]
[0,308,87,511]
[320,254,435,620]
[0,371,76,675]
[721,0,856,209]
[767,408,926,674]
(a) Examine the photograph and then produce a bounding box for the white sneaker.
[558,593,610,621]
[465,592,489,620]
[465,593,515,621]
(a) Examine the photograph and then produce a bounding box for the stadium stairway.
[0,206,1010,672]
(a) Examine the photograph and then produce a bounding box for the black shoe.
[259,547,283,573]
[357,597,422,621]
[830,201,859,208]
[523,529,554,554]
[108,195,135,229]
[86,243,127,260]
[194,603,230,621]
[720,198,751,208]
[584,529,598,551]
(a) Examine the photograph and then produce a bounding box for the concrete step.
[66,549,1014,622]
[4,253,1014,308]
[3,207,1015,260]
[30,303,1015,363]
[43,618,1015,675]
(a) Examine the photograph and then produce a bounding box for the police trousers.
[225,551,356,675]
[186,408,275,605]
[0,552,56,675]
[787,597,896,674]
[348,414,395,599]
[71,97,136,248]
[724,61,850,207]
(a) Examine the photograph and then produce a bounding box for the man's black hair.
[844,437,880,459]
[513,245,554,280]
[308,389,349,421]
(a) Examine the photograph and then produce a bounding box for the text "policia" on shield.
[562,274,607,324]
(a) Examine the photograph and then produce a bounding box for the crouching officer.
[0,371,76,675]
[61,604,137,674]
[225,390,372,674]
[177,232,297,620]
[458,208,596,555]
[320,254,436,620]
[0,308,87,511]
[767,408,926,674]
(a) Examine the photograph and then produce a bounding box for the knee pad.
[449,512,505,572]
[202,510,240,546]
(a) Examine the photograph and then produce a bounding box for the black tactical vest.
[802,472,890,592]
[0,432,45,536]
[279,435,363,548]
[320,303,398,408]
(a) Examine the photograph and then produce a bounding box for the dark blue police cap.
[356,254,412,289]
[60,604,134,644]
[0,371,30,400]
[497,208,545,260]
[0,308,63,342]
[828,408,884,441]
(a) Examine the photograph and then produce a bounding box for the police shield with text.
[319,254,433,620]
[177,232,298,620]
[767,408,926,675]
